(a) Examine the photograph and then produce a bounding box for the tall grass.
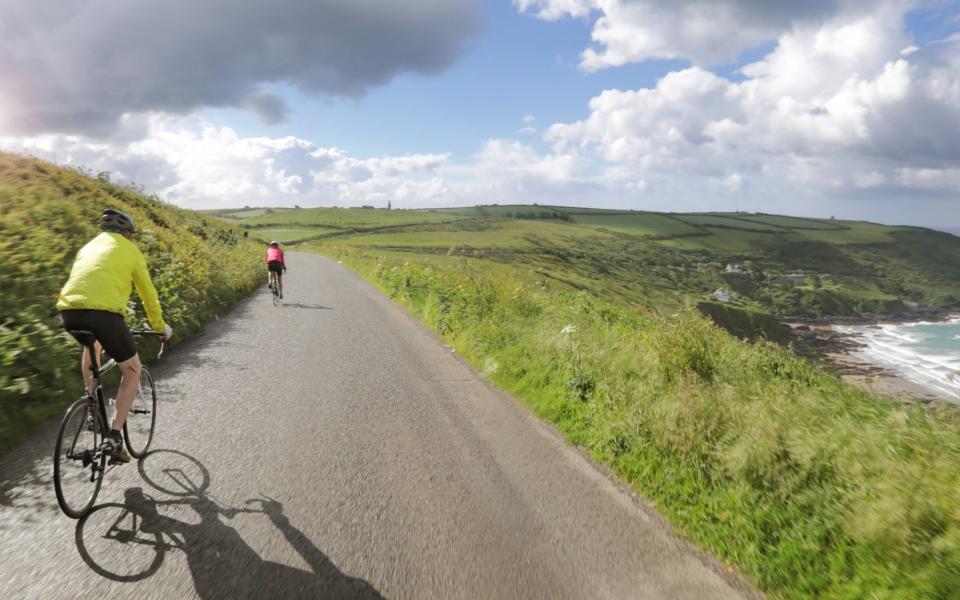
[322,245,960,599]
[0,154,264,453]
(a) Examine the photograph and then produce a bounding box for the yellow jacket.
[57,232,166,332]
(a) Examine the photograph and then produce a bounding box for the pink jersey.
[266,247,285,266]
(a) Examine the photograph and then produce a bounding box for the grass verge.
[313,244,960,599]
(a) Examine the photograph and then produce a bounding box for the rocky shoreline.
[787,310,960,405]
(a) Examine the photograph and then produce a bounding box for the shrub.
[0,153,263,453]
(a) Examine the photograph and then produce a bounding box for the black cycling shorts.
[60,309,137,363]
[268,260,284,274]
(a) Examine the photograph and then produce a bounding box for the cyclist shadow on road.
[75,450,383,599]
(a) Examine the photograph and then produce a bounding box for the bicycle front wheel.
[124,366,157,459]
[54,398,105,519]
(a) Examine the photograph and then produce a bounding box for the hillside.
[0,153,264,453]
[210,203,960,597]
[215,205,960,320]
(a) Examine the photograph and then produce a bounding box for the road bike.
[53,329,165,519]
[268,270,285,306]
[269,278,281,305]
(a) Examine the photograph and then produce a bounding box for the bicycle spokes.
[54,399,105,518]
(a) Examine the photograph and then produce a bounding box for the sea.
[836,317,960,402]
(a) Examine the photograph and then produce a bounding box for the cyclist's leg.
[75,312,138,431]
[80,341,103,395]
[112,353,142,431]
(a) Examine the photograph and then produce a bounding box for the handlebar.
[131,330,166,358]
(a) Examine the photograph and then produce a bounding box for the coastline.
[788,311,960,405]
[825,347,948,404]
[788,306,960,327]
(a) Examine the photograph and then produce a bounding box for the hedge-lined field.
[0,153,264,454]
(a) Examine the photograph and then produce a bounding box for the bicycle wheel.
[54,397,105,519]
[124,366,157,459]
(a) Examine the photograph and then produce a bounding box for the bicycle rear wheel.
[54,398,105,519]
[124,366,157,459]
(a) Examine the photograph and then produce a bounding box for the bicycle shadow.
[74,450,383,599]
[280,303,333,310]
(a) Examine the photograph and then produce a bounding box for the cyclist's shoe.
[100,430,131,464]
[279,290,283,299]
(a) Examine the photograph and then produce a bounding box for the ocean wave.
[844,321,960,401]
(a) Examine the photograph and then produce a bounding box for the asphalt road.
[0,252,757,599]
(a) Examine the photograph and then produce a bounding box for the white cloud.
[723,173,744,192]
[518,0,920,69]
[540,6,960,210]
[518,114,538,135]
[897,167,960,191]
[0,117,453,208]
[514,0,594,20]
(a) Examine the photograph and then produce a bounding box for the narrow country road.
[0,253,757,599]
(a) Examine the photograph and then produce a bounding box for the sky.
[0,0,958,227]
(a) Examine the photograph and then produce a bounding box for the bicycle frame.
[75,331,165,470]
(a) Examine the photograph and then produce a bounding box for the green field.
[797,222,905,244]
[219,208,273,219]
[728,214,848,230]
[672,213,787,232]
[1,153,265,454]
[427,204,568,219]
[248,226,339,243]
[568,212,702,236]
[210,206,462,229]
[346,218,610,251]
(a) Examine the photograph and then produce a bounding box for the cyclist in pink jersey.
[266,241,286,299]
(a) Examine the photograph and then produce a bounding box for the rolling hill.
[213,205,960,320]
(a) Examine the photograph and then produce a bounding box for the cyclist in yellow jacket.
[57,208,172,463]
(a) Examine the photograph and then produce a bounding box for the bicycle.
[268,270,284,306]
[269,278,280,305]
[53,329,165,519]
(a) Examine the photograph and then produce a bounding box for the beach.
[790,315,960,405]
